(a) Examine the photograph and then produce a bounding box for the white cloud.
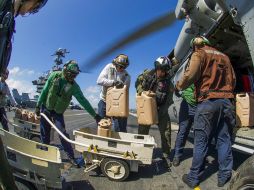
[82,85,101,107]
[9,66,35,77]
[27,70,35,75]
[6,78,37,99]
[85,86,100,94]
[9,67,20,75]
[6,67,38,99]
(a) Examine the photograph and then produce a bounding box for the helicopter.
[79,0,254,189]
[1,0,254,189]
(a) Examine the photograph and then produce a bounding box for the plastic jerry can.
[236,93,254,127]
[28,112,35,123]
[21,110,28,121]
[97,118,112,137]
[15,108,22,119]
[106,85,129,117]
[136,91,158,125]
[34,115,40,124]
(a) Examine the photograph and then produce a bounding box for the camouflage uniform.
[136,69,174,156]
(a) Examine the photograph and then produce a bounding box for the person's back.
[194,45,235,102]
[177,36,236,188]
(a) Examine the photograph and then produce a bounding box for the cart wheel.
[15,177,36,190]
[100,157,130,181]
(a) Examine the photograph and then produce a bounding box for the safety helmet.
[154,56,172,71]
[190,36,211,48]
[113,54,129,69]
[30,0,48,14]
[64,60,80,74]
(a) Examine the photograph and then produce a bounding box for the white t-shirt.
[97,63,131,101]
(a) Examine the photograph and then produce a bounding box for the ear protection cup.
[190,36,211,48]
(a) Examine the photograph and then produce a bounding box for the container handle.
[237,93,246,98]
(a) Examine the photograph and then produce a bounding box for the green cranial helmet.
[190,36,211,48]
[64,60,80,74]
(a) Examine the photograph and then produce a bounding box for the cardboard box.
[97,126,112,137]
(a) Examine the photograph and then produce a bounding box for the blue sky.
[7,0,184,108]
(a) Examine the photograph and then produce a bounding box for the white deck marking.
[65,113,89,117]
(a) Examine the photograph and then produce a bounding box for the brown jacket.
[176,45,236,102]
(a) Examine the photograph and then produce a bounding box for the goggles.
[66,71,78,79]
[116,65,126,70]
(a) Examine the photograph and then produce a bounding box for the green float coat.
[37,71,96,116]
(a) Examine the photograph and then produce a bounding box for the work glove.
[35,106,40,116]
[113,80,124,88]
[94,114,102,123]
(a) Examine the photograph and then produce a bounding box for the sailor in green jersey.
[172,84,197,167]
[35,60,101,164]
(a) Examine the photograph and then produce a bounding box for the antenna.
[51,48,70,66]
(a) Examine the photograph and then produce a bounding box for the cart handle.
[40,113,89,148]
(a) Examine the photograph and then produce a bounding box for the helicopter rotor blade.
[80,11,176,72]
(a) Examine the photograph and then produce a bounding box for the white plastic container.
[106,85,129,117]
[136,91,158,125]
[97,119,112,137]
[236,93,254,127]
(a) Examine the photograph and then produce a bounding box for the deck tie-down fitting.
[87,144,99,153]
[123,151,137,159]
[93,145,98,153]
[88,144,93,152]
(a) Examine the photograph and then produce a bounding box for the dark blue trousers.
[187,99,234,186]
[0,107,8,131]
[174,100,196,159]
[98,99,127,132]
[40,105,74,159]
